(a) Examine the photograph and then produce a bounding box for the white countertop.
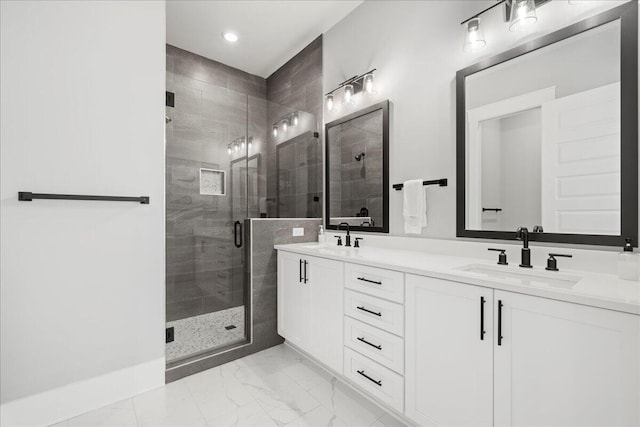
[274,242,640,315]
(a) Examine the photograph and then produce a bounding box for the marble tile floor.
[50,344,407,427]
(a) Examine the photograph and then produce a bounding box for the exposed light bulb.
[241,140,245,149]
[282,119,288,133]
[509,0,537,32]
[248,138,252,149]
[363,74,375,94]
[343,84,355,105]
[463,17,486,52]
[292,112,299,126]
[233,144,238,153]
[272,125,278,138]
[326,94,334,111]
[228,145,232,155]
[222,32,239,42]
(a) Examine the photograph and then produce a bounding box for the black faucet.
[339,222,351,247]
[515,227,532,268]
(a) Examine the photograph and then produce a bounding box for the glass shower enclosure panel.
[165,85,254,366]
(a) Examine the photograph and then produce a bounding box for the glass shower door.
[165,83,252,366]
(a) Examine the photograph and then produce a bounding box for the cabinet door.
[494,290,640,427]
[277,251,310,350]
[307,256,344,373]
[405,275,493,427]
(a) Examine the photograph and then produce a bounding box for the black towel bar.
[393,179,447,190]
[18,192,149,204]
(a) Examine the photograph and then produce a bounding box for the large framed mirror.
[326,100,390,233]
[456,2,638,246]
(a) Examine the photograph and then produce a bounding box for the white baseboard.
[0,357,165,427]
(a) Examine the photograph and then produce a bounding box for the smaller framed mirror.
[325,100,390,233]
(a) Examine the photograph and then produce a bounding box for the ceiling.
[166,1,363,78]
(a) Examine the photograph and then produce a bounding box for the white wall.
[323,0,630,240]
[0,0,166,417]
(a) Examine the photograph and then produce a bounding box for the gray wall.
[323,0,630,241]
[166,45,267,322]
[1,1,165,404]
[480,110,542,231]
[267,36,324,218]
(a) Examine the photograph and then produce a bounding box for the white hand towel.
[403,179,427,234]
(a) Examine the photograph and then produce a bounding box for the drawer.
[344,289,404,337]
[345,263,404,303]
[343,347,404,413]
[344,317,404,374]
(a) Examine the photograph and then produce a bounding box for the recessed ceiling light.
[222,32,239,43]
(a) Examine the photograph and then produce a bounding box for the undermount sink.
[299,243,352,252]
[457,264,581,289]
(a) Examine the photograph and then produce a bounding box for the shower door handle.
[234,221,243,248]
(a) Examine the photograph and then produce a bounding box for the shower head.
[354,152,366,161]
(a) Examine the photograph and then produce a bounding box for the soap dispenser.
[618,238,639,281]
[318,225,326,244]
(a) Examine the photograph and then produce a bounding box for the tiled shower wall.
[165,45,268,323]
[266,36,323,218]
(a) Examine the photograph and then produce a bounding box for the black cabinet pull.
[357,277,382,285]
[480,296,486,341]
[357,370,382,386]
[234,221,243,248]
[497,300,504,346]
[303,260,308,283]
[356,306,382,317]
[299,259,303,283]
[357,337,382,350]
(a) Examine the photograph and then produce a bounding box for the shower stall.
[165,45,320,369]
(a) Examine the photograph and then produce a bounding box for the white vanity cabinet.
[277,250,344,373]
[405,273,640,427]
[493,290,640,427]
[405,274,494,427]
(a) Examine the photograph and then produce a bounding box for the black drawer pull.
[357,277,382,285]
[299,259,303,283]
[356,306,382,317]
[357,336,382,350]
[357,370,382,386]
[497,300,504,346]
[480,296,486,341]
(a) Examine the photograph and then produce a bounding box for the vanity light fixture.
[343,84,355,105]
[325,94,334,111]
[227,144,232,155]
[325,69,377,110]
[463,17,486,52]
[272,112,299,138]
[222,31,239,43]
[363,73,375,94]
[509,0,537,32]
[460,0,547,52]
